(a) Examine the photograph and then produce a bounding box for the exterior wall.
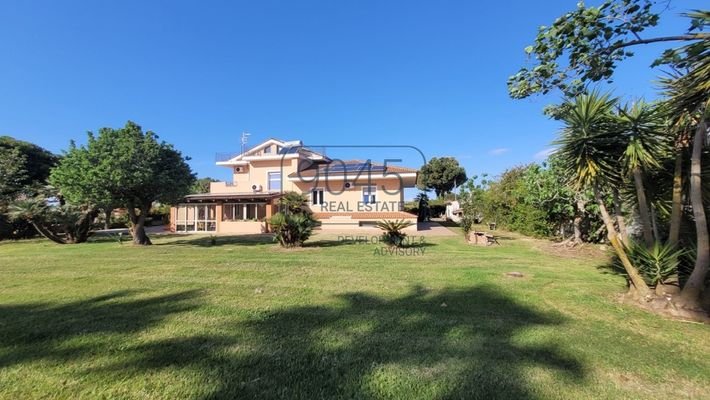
[294,179,405,214]
[219,221,268,234]
[230,158,300,192]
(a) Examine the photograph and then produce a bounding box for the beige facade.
[170,138,419,234]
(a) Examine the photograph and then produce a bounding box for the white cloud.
[534,148,557,160]
[488,148,510,156]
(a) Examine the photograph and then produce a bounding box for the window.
[223,203,266,221]
[311,188,325,205]
[268,171,281,191]
[264,145,272,154]
[362,185,376,204]
[175,204,216,232]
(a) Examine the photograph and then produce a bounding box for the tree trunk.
[668,151,684,246]
[632,167,654,246]
[104,208,112,230]
[650,204,660,245]
[572,198,585,243]
[679,118,709,308]
[129,204,152,245]
[73,208,98,243]
[573,216,583,243]
[29,221,67,244]
[612,189,629,245]
[595,186,652,298]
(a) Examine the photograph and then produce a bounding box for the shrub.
[414,192,430,222]
[109,213,130,229]
[612,241,686,286]
[0,214,37,240]
[375,219,414,247]
[278,191,310,214]
[269,212,317,248]
[460,214,474,237]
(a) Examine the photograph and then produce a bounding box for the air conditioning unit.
[252,184,263,192]
[234,166,246,173]
[344,182,352,189]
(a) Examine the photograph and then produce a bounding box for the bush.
[612,241,686,286]
[375,219,414,247]
[429,204,446,218]
[110,214,130,229]
[278,192,310,214]
[0,214,37,240]
[269,212,317,248]
[460,214,474,237]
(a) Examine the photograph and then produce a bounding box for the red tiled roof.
[313,211,417,220]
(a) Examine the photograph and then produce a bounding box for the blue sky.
[0,0,704,193]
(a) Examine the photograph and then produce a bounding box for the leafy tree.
[459,174,489,224]
[417,157,467,198]
[0,147,28,203]
[191,177,219,194]
[50,121,195,245]
[518,161,578,239]
[508,1,708,100]
[0,137,58,239]
[0,136,58,200]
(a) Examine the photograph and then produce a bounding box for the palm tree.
[555,91,652,298]
[7,198,66,244]
[615,100,671,247]
[662,21,710,308]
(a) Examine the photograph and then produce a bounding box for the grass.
[0,229,708,399]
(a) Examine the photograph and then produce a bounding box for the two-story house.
[169,138,419,234]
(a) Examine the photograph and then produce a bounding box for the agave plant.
[375,219,414,247]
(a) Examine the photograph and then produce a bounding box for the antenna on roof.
[240,131,251,154]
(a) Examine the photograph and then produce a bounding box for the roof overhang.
[181,192,281,203]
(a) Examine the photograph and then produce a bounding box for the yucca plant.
[613,241,686,287]
[615,100,671,246]
[375,219,414,247]
[555,91,652,297]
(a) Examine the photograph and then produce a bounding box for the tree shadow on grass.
[0,289,202,368]
[157,234,276,247]
[96,286,586,399]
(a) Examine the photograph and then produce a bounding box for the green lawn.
[0,230,708,399]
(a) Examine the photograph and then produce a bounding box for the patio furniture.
[468,231,499,246]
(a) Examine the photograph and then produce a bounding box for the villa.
[169,138,420,234]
